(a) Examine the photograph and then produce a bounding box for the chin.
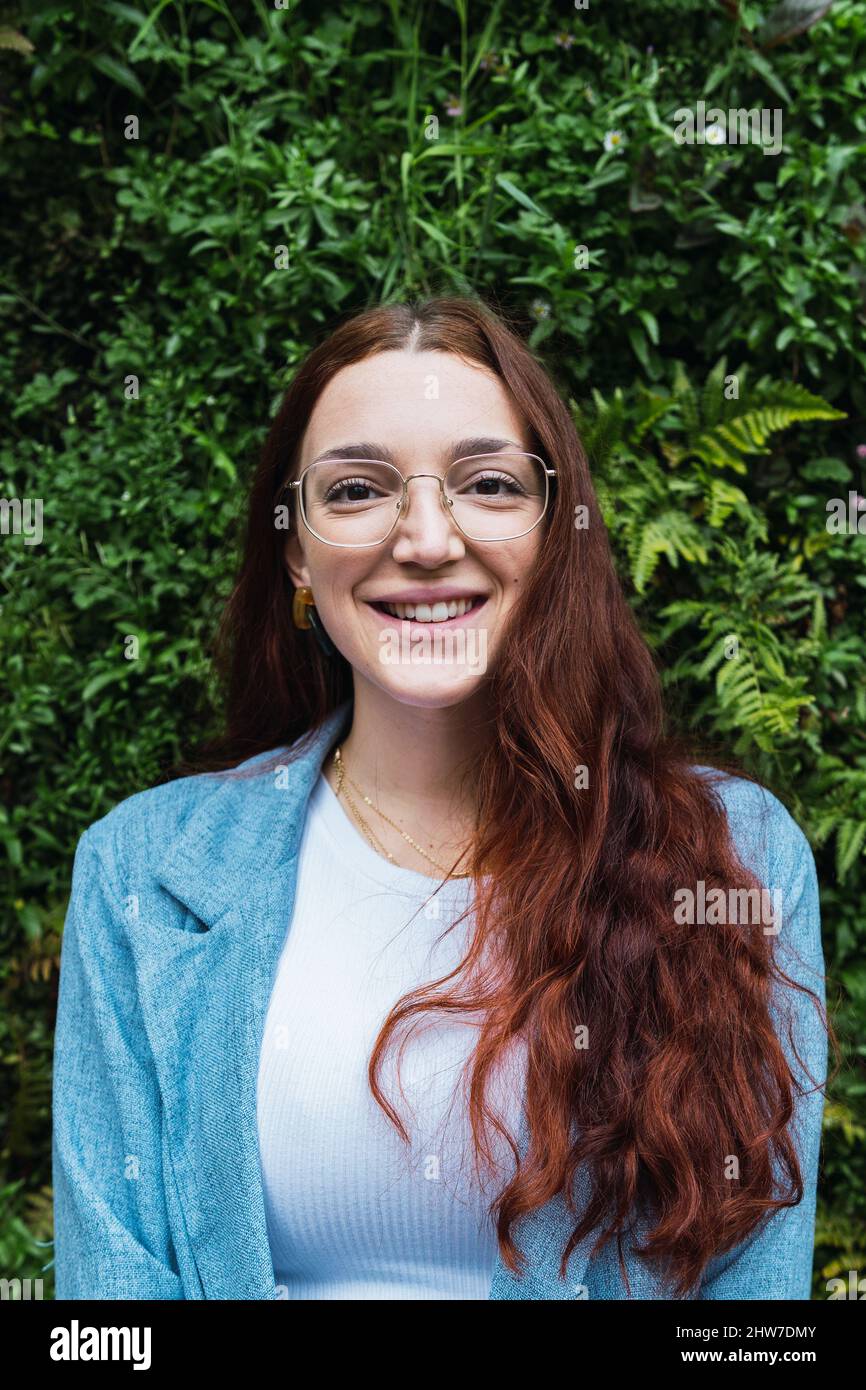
[333,621,495,705]
[384,672,489,708]
[357,659,491,710]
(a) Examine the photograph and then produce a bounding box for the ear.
[283,532,310,590]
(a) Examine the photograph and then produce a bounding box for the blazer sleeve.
[52,826,185,1299]
[698,801,828,1299]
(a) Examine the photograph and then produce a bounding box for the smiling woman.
[51,295,833,1301]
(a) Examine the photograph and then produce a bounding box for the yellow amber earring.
[292,585,315,629]
[291,585,337,658]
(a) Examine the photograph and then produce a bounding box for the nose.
[389,475,465,565]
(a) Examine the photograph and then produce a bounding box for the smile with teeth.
[374,597,483,622]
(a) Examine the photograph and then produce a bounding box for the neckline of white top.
[311,770,475,896]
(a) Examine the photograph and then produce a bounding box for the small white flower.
[706,124,726,145]
[604,129,625,153]
[530,298,551,320]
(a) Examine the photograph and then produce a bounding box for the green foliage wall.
[1,0,864,1296]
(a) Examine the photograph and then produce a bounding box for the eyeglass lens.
[300,453,548,543]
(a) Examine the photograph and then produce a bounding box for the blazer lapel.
[128,700,352,1299]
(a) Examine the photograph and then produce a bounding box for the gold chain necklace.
[332,746,471,879]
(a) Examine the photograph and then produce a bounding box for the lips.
[366,595,487,626]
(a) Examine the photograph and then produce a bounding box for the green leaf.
[81,667,133,702]
[800,457,852,483]
[837,818,866,881]
[411,216,459,251]
[495,174,546,218]
[627,324,651,374]
[90,52,146,99]
[127,0,174,56]
[743,48,793,105]
[400,150,412,203]
[637,309,660,346]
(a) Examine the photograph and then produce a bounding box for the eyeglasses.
[282,451,557,547]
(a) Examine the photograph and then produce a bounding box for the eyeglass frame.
[279,451,558,548]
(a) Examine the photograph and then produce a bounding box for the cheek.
[307,549,362,599]
[492,550,532,598]
[311,566,370,635]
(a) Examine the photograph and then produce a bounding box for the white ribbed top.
[255,769,525,1300]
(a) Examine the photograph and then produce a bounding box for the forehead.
[300,350,530,463]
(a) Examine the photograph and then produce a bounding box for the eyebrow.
[309,436,523,467]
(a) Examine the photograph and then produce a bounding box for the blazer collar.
[155,699,353,930]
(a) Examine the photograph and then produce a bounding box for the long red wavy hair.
[173,295,834,1297]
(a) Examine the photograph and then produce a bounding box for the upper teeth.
[380,598,476,621]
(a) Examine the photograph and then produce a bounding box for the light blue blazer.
[51,698,828,1299]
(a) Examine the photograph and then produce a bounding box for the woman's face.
[285,349,546,709]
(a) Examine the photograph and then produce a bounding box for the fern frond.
[835,818,866,880]
[692,389,845,472]
[631,390,674,443]
[630,511,708,592]
[750,378,848,418]
[575,387,628,471]
[704,477,752,527]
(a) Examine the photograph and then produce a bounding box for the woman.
[52,295,831,1300]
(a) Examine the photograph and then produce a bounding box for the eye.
[323,476,387,504]
[459,470,527,499]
